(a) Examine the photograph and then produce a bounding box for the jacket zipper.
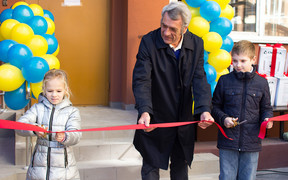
[239,80,247,151]
[64,148,68,168]
[46,105,55,180]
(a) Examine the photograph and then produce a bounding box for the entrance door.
[34,0,110,105]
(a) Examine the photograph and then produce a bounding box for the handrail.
[25,83,32,166]
[0,91,6,114]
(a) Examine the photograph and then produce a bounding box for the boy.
[212,40,274,180]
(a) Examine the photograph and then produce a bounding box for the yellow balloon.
[31,81,43,99]
[183,0,201,17]
[41,54,60,69]
[0,26,4,41]
[0,19,20,39]
[216,68,229,81]
[11,23,34,44]
[220,4,235,20]
[188,17,209,37]
[0,64,25,91]
[208,0,230,10]
[11,1,29,9]
[202,32,222,53]
[29,4,44,16]
[44,17,55,35]
[52,44,60,56]
[25,35,48,56]
[208,49,231,71]
[188,6,200,18]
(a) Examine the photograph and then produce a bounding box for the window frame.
[230,0,288,44]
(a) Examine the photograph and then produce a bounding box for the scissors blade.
[238,120,247,125]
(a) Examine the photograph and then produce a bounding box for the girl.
[17,69,82,180]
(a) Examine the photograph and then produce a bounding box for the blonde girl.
[17,69,82,180]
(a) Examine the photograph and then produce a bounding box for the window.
[230,0,288,44]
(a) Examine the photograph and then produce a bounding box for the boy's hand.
[56,132,66,142]
[224,117,238,128]
[265,118,273,129]
[198,112,214,129]
[138,112,156,132]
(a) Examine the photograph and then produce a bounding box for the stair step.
[74,140,141,162]
[80,128,135,141]
[0,165,26,180]
[77,153,219,180]
[16,140,140,165]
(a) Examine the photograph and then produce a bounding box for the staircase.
[0,106,220,180]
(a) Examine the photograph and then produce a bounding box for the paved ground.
[256,167,288,180]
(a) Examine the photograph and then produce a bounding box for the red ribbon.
[270,46,277,76]
[0,119,232,140]
[258,114,288,139]
[266,43,283,77]
[3,114,287,140]
[256,71,267,79]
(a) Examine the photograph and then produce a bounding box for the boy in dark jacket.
[212,40,273,180]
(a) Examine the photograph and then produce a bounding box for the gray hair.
[161,1,192,28]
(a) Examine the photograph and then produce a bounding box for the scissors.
[232,119,247,127]
[41,125,48,138]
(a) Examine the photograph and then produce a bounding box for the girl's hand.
[55,132,66,142]
[34,126,48,138]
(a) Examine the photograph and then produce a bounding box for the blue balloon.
[4,82,30,110]
[204,50,209,64]
[12,5,34,23]
[26,16,48,35]
[209,80,217,96]
[210,17,233,37]
[0,9,13,23]
[200,1,221,22]
[8,44,33,69]
[43,9,54,21]
[186,0,206,8]
[204,63,217,83]
[221,36,234,53]
[0,40,18,62]
[42,34,58,54]
[22,57,49,83]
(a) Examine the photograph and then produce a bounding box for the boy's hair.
[42,69,72,99]
[231,40,255,59]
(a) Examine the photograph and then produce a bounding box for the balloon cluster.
[185,0,234,95]
[0,1,60,110]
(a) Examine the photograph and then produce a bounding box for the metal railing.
[1,83,33,166]
[25,83,32,166]
[0,91,6,114]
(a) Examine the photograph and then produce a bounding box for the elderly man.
[132,2,214,180]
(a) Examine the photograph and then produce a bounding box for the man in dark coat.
[132,2,214,180]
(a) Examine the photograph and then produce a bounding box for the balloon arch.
[184,0,235,95]
[0,1,59,110]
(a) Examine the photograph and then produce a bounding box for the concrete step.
[77,153,219,180]
[0,165,26,180]
[79,128,135,141]
[74,140,141,162]
[4,153,219,180]
[16,139,140,165]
